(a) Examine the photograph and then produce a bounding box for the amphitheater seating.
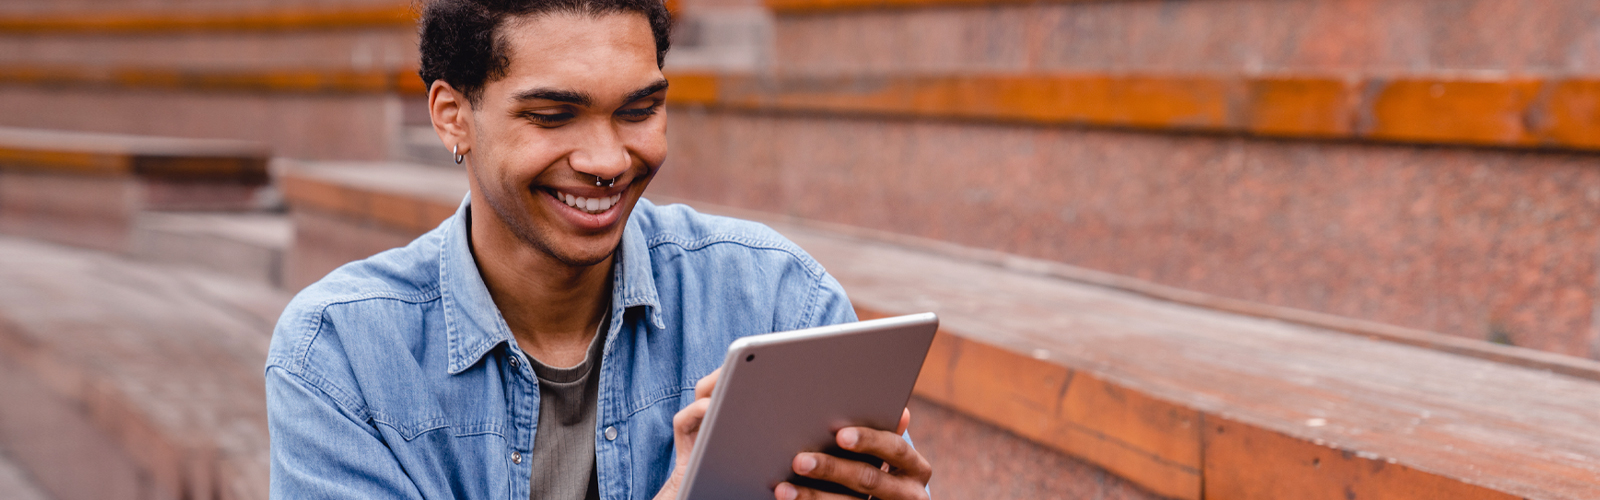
[4,0,1600,498]
[0,127,271,252]
[0,235,284,500]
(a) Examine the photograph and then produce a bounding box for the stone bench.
[0,127,271,252]
[277,160,466,290]
[700,200,1600,500]
[0,235,287,500]
[282,161,1600,499]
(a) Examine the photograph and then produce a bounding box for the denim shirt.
[265,197,858,499]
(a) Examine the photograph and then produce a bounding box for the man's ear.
[429,80,473,157]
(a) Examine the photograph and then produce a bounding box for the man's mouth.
[554,191,623,214]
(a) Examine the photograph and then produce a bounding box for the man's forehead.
[498,11,656,71]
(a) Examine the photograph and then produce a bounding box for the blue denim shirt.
[266,197,858,499]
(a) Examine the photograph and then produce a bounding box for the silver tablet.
[677,312,939,500]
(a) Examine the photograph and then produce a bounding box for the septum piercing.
[595,175,616,187]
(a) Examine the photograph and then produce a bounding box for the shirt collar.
[440,195,663,375]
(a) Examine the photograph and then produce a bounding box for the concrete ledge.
[0,126,269,181]
[131,212,292,287]
[0,236,287,500]
[0,128,272,252]
[734,205,1600,500]
[906,396,1166,499]
[0,65,427,95]
[668,72,1600,151]
[0,4,416,34]
[278,160,465,289]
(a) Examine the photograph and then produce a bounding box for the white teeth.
[557,192,622,214]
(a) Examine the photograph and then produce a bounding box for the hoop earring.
[453,145,464,165]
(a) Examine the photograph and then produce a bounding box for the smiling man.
[263,0,932,499]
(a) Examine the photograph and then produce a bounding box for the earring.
[453,145,464,165]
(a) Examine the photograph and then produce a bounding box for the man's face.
[465,12,667,267]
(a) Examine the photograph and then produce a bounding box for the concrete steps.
[0,235,285,500]
[0,127,291,500]
[648,0,1600,360]
[131,211,292,288]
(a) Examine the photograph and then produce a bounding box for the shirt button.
[511,451,523,464]
[604,426,618,441]
[509,356,520,367]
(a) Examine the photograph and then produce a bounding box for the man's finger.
[772,481,860,500]
[837,427,932,483]
[791,452,927,500]
[695,368,721,399]
[896,408,910,435]
[672,398,712,436]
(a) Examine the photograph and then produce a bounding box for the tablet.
[677,312,939,500]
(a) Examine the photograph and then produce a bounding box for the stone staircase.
[2,0,1600,499]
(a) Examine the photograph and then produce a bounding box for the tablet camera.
[745,354,755,362]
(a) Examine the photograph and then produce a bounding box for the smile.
[555,191,623,214]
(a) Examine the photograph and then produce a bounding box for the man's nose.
[568,122,631,183]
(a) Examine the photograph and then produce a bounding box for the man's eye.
[617,103,660,121]
[523,112,573,125]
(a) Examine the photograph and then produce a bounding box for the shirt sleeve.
[805,272,860,329]
[266,366,425,500]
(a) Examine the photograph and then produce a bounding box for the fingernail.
[796,455,817,473]
[840,428,859,449]
[776,482,797,500]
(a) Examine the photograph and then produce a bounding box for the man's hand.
[774,408,932,500]
[652,368,721,500]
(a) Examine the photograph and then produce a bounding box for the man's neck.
[468,207,612,368]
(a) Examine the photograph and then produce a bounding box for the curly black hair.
[418,0,672,106]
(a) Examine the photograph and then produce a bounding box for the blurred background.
[0,0,1598,499]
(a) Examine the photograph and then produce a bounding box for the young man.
[263,0,933,499]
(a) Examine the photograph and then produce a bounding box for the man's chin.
[546,248,616,268]
[524,230,625,269]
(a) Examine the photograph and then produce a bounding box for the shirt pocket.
[375,414,511,499]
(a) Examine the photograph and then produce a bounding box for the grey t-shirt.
[525,318,606,500]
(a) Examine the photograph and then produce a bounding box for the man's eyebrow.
[512,88,592,106]
[623,79,670,104]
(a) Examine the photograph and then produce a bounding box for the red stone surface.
[906,397,1168,500]
[773,0,1600,76]
[0,30,416,72]
[0,236,283,500]
[278,161,468,289]
[752,209,1600,499]
[0,86,397,160]
[0,171,136,251]
[1202,417,1521,500]
[0,0,405,15]
[285,207,427,290]
[657,108,1600,358]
